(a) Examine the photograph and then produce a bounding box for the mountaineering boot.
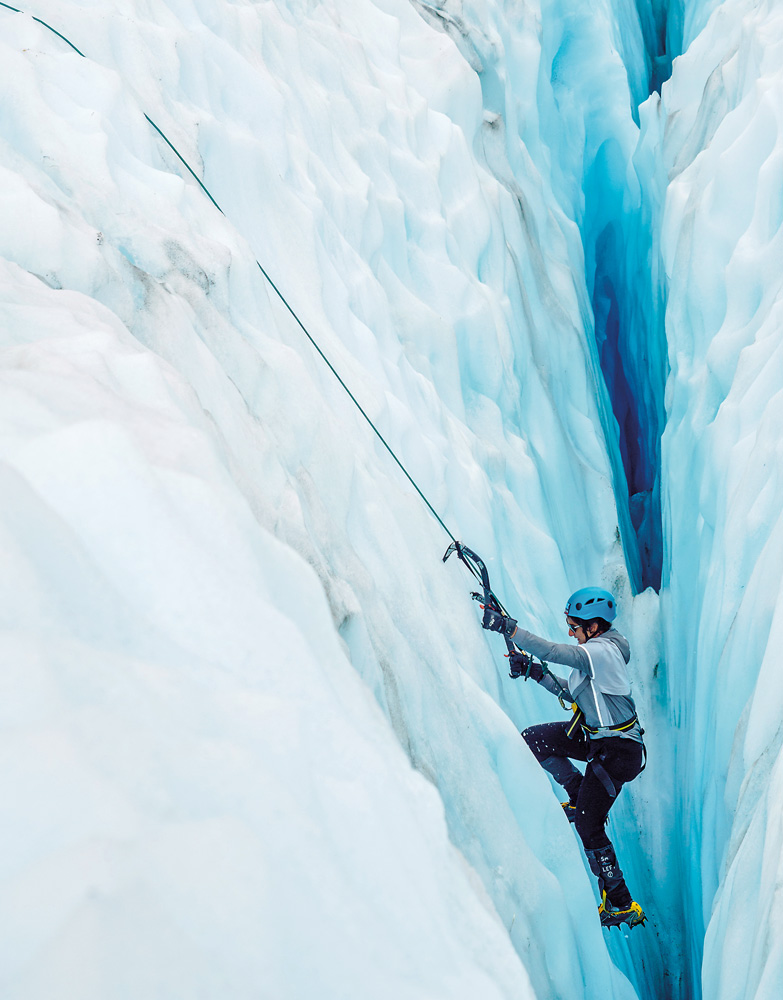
[561,800,577,823]
[598,892,647,929]
[585,844,641,925]
[540,757,581,826]
[559,774,581,825]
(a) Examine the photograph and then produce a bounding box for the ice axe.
[442,540,536,678]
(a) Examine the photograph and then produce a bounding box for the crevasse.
[413,0,671,592]
[540,0,677,595]
[484,1,783,999]
[421,2,783,999]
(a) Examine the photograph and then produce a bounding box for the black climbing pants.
[521,721,644,851]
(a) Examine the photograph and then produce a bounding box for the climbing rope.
[1,1,459,545]
[0,1,83,54]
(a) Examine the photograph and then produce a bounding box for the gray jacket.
[512,626,642,742]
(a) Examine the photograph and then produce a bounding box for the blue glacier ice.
[0,1,781,999]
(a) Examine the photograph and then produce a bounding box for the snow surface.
[1,0,782,999]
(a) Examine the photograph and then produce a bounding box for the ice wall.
[639,0,783,996]
[0,1,640,998]
[0,262,538,1000]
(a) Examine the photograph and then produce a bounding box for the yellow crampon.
[560,800,577,823]
[598,891,647,929]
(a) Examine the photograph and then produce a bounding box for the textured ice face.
[648,1,783,996]
[2,1,781,999]
[0,2,634,999]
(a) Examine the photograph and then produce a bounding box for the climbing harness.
[582,714,647,778]
[581,715,640,737]
[565,706,585,738]
[586,749,619,800]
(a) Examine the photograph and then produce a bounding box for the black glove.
[482,607,517,635]
[508,651,530,678]
[509,652,545,682]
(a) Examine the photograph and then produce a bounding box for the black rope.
[2,2,459,545]
[0,1,84,54]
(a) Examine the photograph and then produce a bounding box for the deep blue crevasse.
[589,207,665,593]
[583,2,681,592]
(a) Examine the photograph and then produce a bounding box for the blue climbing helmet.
[565,587,617,622]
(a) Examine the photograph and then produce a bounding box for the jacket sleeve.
[511,627,590,674]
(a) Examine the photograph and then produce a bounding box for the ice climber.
[482,587,647,929]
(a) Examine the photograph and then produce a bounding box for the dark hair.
[571,616,612,636]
